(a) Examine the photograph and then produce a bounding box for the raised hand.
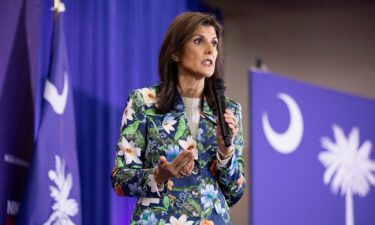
[154,149,195,184]
[216,109,238,159]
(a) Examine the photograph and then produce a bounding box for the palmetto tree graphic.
[318,125,375,225]
[44,155,78,225]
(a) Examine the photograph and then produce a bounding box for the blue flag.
[17,3,82,225]
[250,70,375,225]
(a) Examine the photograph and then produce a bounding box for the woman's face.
[177,25,218,79]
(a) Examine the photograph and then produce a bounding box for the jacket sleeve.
[216,102,246,207]
[111,89,168,198]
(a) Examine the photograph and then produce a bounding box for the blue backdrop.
[0,0,219,225]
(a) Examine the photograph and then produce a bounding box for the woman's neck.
[178,75,204,98]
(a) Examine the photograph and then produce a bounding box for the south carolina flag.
[17,2,82,225]
[250,70,375,225]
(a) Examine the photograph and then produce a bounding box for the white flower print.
[140,88,157,107]
[147,173,161,194]
[166,214,194,225]
[121,98,135,127]
[214,200,225,215]
[162,115,177,134]
[117,137,141,164]
[179,136,198,160]
[201,184,218,209]
[139,197,160,206]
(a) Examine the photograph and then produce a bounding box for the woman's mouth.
[202,59,213,66]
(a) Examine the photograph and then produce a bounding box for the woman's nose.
[205,44,213,54]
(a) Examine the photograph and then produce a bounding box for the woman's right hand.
[154,149,195,184]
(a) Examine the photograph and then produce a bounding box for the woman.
[111,12,245,225]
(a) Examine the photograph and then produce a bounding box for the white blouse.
[182,97,201,138]
[182,97,231,166]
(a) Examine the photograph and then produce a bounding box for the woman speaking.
[111,12,245,225]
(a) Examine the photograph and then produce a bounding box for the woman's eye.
[212,41,218,47]
[194,38,202,44]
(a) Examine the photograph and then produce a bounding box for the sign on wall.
[250,70,375,225]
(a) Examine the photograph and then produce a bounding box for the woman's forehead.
[191,25,218,39]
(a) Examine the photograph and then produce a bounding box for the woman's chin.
[203,71,215,78]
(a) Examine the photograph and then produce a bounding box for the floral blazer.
[111,85,246,225]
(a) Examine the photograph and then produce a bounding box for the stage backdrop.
[250,70,375,225]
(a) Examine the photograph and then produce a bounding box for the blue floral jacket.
[111,85,245,225]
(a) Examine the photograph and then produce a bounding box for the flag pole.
[53,0,60,17]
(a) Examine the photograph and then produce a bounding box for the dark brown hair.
[156,12,223,113]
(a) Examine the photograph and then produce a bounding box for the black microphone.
[213,78,232,147]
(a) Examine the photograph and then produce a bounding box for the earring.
[172,55,179,62]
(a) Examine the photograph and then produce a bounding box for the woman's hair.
[156,12,223,113]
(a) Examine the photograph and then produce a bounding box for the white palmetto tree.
[318,125,375,225]
[44,155,78,225]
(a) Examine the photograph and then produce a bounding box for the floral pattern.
[200,220,214,225]
[121,98,135,127]
[140,87,157,107]
[139,209,158,225]
[111,85,245,225]
[166,145,181,162]
[201,184,218,209]
[163,115,178,134]
[179,136,198,160]
[166,214,194,225]
[117,137,141,164]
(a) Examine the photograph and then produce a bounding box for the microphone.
[213,78,232,147]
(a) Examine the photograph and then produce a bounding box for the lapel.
[161,92,190,141]
[159,92,217,162]
[200,98,216,125]
[161,92,217,140]
[197,98,217,159]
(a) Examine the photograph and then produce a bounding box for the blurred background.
[1,0,374,224]
[205,1,375,224]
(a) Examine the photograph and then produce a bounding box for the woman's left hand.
[216,109,238,158]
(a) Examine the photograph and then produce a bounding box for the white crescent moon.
[44,71,69,115]
[262,93,304,154]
